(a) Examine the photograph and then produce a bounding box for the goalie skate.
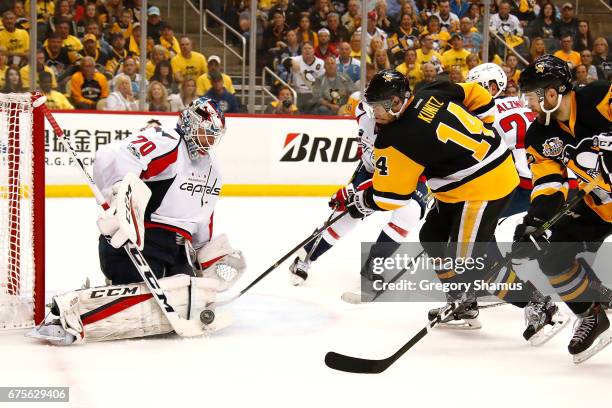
[26,321,77,346]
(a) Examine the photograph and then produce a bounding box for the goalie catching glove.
[196,233,246,292]
[97,172,151,250]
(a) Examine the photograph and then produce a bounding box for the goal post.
[0,93,45,328]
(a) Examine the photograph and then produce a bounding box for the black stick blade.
[324,352,390,374]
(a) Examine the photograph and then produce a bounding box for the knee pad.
[383,200,422,241]
[321,210,361,244]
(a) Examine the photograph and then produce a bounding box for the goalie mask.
[466,63,507,98]
[363,69,411,120]
[177,97,226,160]
[518,55,572,125]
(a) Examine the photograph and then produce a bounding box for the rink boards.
[43,111,360,197]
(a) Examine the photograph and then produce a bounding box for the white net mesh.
[0,93,36,329]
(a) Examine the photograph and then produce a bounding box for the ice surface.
[1,197,610,408]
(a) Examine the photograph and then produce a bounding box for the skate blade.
[290,274,305,287]
[25,328,75,346]
[529,311,570,347]
[573,329,612,364]
[341,291,375,304]
[436,317,482,330]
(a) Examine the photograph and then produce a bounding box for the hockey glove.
[512,214,547,260]
[348,189,375,219]
[329,183,356,211]
[97,172,151,250]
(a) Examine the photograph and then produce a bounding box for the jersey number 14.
[436,103,495,162]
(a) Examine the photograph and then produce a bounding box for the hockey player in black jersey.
[515,54,612,363]
[346,70,568,339]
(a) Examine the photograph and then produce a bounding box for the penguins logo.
[382,72,395,82]
[542,137,563,157]
[535,62,545,74]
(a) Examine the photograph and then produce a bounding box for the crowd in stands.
[0,0,610,115]
[0,0,240,113]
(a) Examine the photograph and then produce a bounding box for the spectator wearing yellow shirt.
[348,32,371,63]
[196,55,235,95]
[20,49,58,89]
[0,46,8,88]
[504,54,522,83]
[421,16,450,51]
[159,24,180,57]
[146,45,168,80]
[39,71,73,109]
[395,48,422,91]
[171,36,207,84]
[25,0,54,25]
[70,56,109,109]
[43,18,82,53]
[554,34,581,70]
[111,8,133,39]
[415,34,442,66]
[0,10,30,65]
[441,33,471,73]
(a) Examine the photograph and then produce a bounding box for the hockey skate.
[569,303,612,364]
[428,294,481,330]
[289,256,310,286]
[523,295,569,346]
[340,257,385,304]
[26,320,77,346]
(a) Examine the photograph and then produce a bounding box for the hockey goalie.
[29,98,245,345]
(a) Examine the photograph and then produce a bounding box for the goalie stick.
[325,175,602,373]
[32,94,209,337]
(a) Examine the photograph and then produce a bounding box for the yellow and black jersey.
[372,81,519,210]
[525,80,612,221]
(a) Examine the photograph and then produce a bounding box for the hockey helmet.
[518,54,573,96]
[518,55,573,125]
[177,97,225,159]
[466,63,507,98]
[363,69,410,118]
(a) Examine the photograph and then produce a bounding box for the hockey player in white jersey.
[466,63,538,217]
[29,98,246,345]
[289,71,427,289]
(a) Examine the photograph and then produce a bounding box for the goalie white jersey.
[492,96,537,188]
[355,101,377,173]
[93,125,222,248]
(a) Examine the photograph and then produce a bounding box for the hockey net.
[0,93,45,329]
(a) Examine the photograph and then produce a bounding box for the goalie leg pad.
[45,275,194,343]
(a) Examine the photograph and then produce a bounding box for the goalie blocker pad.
[49,274,224,344]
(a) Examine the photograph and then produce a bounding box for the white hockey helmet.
[177,97,226,159]
[466,63,507,98]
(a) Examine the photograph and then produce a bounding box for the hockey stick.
[32,94,208,337]
[325,176,603,373]
[341,249,426,304]
[214,210,351,306]
[306,209,336,262]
